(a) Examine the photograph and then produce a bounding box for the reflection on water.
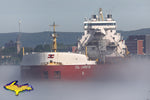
[0,58,150,100]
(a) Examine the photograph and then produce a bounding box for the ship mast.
[99,8,104,21]
[50,22,58,52]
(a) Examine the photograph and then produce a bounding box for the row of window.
[84,23,116,26]
[43,71,61,79]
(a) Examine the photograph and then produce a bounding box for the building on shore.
[125,35,150,55]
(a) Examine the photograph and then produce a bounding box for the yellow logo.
[4,80,33,96]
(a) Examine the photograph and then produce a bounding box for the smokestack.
[17,20,21,54]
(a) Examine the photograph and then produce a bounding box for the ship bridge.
[84,21,116,31]
[78,8,126,62]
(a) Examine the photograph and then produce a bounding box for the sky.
[0,0,149,33]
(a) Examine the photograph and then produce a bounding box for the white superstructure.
[21,52,96,66]
[77,8,126,60]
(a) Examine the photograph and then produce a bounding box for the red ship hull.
[21,65,98,80]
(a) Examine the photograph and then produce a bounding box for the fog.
[0,58,150,100]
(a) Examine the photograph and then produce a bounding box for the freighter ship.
[21,8,127,80]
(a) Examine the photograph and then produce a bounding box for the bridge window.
[84,23,116,26]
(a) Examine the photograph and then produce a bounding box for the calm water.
[0,58,150,100]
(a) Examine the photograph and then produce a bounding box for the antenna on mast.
[49,22,59,33]
[99,8,104,21]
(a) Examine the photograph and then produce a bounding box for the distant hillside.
[0,28,150,47]
[0,32,82,47]
[118,28,150,39]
